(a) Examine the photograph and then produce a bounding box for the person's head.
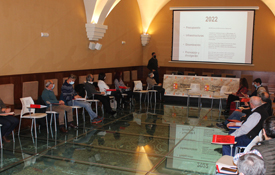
[253,78,262,87]
[237,154,265,175]
[148,72,154,78]
[262,116,275,140]
[67,74,77,85]
[152,52,156,58]
[240,78,248,89]
[259,92,270,103]
[45,80,55,90]
[86,74,94,82]
[98,73,106,81]
[114,72,122,81]
[249,96,262,109]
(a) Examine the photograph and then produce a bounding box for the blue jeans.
[224,111,246,125]
[222,130,252,156]
[68,100,97,121]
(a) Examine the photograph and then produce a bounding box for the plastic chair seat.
[21,113,47,119]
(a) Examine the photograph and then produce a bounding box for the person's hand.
[235,109,242,112]
[244,102,249,106]
[152,69,155,72]
[59,100,65,105]
[243,94,249,98]
[101,92,106,95]
[227,122,236,128]
[240,115,247,120]
[74,95,81,98]
[158,83,162,86]
[4,108,11,113]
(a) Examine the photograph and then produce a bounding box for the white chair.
[147,83,157,103]
[133,81,149,105]
[187,83,201,108]
[216,131,263,174]
[71,100,84,127]
[18,97,48,139]
[234,130,263,155]
[212,86,230,117]
[85,91,103,115]
[45,101,58,133]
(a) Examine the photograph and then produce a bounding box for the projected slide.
[172,10,255,64]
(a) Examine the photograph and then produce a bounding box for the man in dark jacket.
[147,52,159,84]
[85,74,116,115]
[251,116,275,175]
[0,98,19,142]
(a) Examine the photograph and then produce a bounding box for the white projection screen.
[171,8,256,64]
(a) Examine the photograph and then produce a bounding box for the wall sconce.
[88,42,102,50]
[141,33,151,46]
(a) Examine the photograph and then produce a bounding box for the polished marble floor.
[0,99,228,175]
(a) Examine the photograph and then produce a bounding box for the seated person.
[85,74,116,115]
[237,154,265,175]
[244,78,266,98]
[0,98,19,143]
[234,116,275,175]
[61,74,102,124]
[222,96,269,156]
[42,80,74,133]
[146,72,165,102]
[113,71,133,103]
[223,78,248,114]
[97,72,122,110]
[217,92,272,129]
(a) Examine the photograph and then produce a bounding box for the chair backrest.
[78,75,86,84]
[220,86,229,96]
[243,136,261,153]
[23,81,39,100]
[123,71,130,82]
[131,70,138,81]
[0,84,14,105]
[20,97,35,115]
[190,83,200,93]
[93,74,99,82]
[105,73,112,85]
[134,81,143,91]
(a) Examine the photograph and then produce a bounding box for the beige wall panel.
[23,81,39,100]
[79,76,86,84]
[123,71,130,82]
[0,84,14,105]
[105,73,113,85]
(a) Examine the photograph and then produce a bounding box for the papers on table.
[74,98,86,101]
[224,92,232,95]
[0,112,14,116]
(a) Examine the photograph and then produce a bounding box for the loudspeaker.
[89,42,95,50]
[95,43,102,50]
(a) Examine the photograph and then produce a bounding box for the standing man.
[147,52,159,84]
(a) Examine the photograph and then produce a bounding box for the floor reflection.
[0,100,228,174]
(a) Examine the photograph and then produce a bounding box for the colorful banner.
[163,74,240,98]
